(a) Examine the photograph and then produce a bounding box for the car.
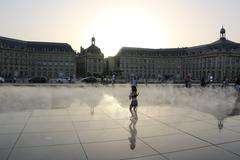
[4,77,16,83]
[0,77,5,83]
[102,78,111,84]
[29,77,47,83]
[55,77,70,83]
[81,77,98,83]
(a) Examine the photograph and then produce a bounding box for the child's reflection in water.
[128,118,138,150]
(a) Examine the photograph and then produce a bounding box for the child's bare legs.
[133,107,138,119]
[129,106,138,119]
[129,105,134,117]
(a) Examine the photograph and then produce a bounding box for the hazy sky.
[1,0,240,57]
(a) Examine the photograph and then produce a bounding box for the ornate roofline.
[0,36,74,52]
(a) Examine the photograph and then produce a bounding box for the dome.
[220,27,226,34]
[81,37,103,56]
[85,44,102,54]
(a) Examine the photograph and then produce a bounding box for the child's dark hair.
[131,86,137,92]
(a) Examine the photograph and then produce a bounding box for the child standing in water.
[129,86,139,119]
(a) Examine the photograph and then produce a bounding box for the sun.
[88,9,167,57]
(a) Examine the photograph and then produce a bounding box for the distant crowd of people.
[184,74,240,96]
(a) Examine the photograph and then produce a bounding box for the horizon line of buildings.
[1,27,240,82]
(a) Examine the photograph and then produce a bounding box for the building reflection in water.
[128,118,138,150]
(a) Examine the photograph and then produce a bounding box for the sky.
[1,0,240,57]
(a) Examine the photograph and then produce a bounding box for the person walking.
[185,75,192,88]
[235,76,240,96]
[111,74,116,86]
[222,76,229,88]
[131,76,137,87]
[200,77,206,87]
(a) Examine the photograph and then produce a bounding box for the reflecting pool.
[0,84,240,160]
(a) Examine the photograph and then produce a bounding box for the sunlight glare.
[91,10,167,56]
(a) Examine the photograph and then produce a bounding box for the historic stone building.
[115,47,184,80]
[104,56,116,75]
[114,27,240,82]
[76,37,104,77]
[0,36,76,79]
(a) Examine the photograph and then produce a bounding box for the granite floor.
[1,105,240,160]
[1,85,240,160]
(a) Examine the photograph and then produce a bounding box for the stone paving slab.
[1,85,240,160]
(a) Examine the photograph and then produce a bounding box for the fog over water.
[0,85,239,119]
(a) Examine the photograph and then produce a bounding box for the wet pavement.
[0,85,240,160]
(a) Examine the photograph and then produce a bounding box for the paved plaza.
[0,85,240,160]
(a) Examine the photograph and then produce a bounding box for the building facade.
[104,56,116,75]
[114,27,240,82]
[76,37,104,77]
[0,36,76,79]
